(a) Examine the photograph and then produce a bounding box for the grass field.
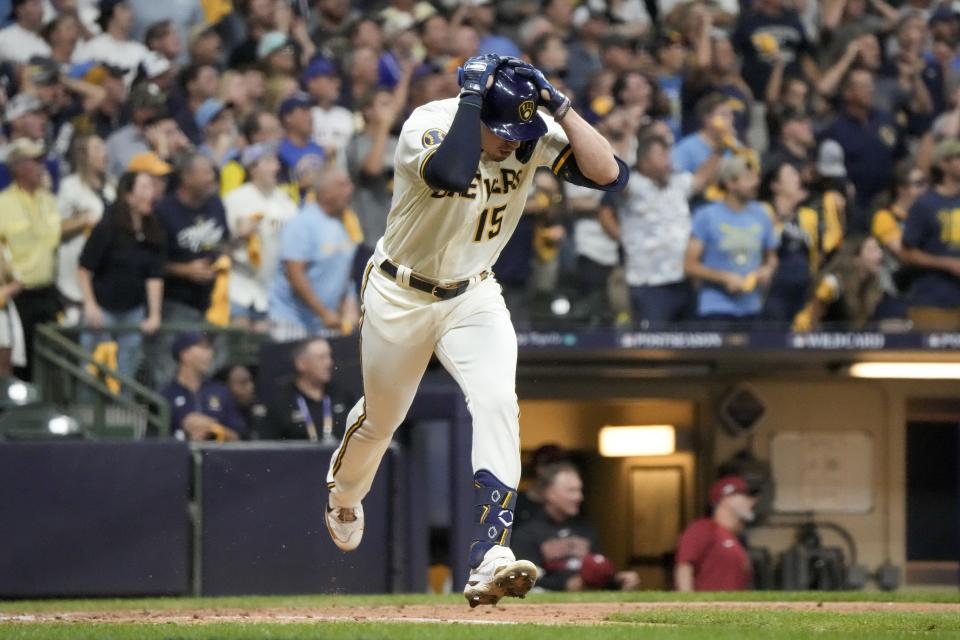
[2,590,959,639]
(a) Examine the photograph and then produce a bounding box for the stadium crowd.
[1,0,960,400]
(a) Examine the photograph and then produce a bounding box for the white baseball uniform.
[326,98,571,507]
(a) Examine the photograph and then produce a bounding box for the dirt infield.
[5,600,960,626]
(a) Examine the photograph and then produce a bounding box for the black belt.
[378,259,485,300]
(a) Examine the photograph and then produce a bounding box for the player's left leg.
[434,278,536,607]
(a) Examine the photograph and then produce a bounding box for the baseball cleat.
[325,503,364,551]
[463,559,538,608]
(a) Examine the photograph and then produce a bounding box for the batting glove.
[457,54,502,99]
[512,65,572,121]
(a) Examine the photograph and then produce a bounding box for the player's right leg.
[325,266,436,551]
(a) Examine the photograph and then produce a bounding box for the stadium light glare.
[848,362,960,379]
[598,425,675,457]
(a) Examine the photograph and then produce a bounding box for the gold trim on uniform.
[551,145,573,175]
[330,262,374,479]
[419,149,439,181]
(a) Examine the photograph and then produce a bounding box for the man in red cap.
[674,474,755,591]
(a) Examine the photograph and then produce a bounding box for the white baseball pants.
[326,263,521,508]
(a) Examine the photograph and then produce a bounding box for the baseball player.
[324,54,628,606]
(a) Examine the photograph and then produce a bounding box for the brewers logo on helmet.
[518,100,535,122]
[481,67,547,141]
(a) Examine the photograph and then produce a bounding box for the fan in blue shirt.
[684,157,779,321]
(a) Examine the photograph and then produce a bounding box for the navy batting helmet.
[481,66,548,142]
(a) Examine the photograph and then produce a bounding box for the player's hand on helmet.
[512,65,571,117]
[457,53,502,98]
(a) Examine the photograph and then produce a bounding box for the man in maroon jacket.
[674,475,755,591]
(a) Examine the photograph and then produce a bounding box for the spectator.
[127,150,173,203]
[820,0,899,66]
[41,13,82,66]
[415,12,452,76]
[683,18,752,140]
[187,25,225,70]
[262,336,355,441]
[77,170,164,380]
[161,332,245,441]
[173,63,221,146]
[792,234,889,331]
[0,140,72,379]
[0,93,56,190]
[309,0,358,61]
[277,92,326,192]
[256,31,299,80]
[760,161,818,323]
[104,82,170,177]
[514,443,569,527]
[674,93,738,176]
[0,244,25,376]
[762,107,815,184]
[684,156,779,325]
[156,152,229,326]
[900,139,960,330]
[0,0,51,64]
[304,57,354,165]
[215,363,268,438]
[129,0,203,64]
[71,63,129,141]
[346,46,383,109]
[512,462,640,592]
[145,19,183,62]
[821,68,903,222]
[602,133,721,326]
[72,0,150,87]
[223,143,297,331]
[564,8,605,102]
[57,135,116,325]
[220,109,285,195]
[195,99,241,170]
[872,164,927,260]
[655,30,690,138]
[268,165,358,341]
[732,0,817,100]
[346,89,401,250]
[674,475,755,592]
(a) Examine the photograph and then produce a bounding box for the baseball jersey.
[382,98,570,281]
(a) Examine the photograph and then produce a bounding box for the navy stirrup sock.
[469,469,517,569]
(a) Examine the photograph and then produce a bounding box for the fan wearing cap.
[0,93,55,191]
[674,475,756,592]
[303,57,354,164]
[321,55,627,607]
[223,143,297,330]
[0,0,52,64]
[72,0,149,87]
[0,139,63,380]
[196,99,241,169]
[684,156,778,324]
[104,81,171,177]
[70,62,129,141]
[277,92,326,196]
[160,333,245,441]
[899,139,960,331]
